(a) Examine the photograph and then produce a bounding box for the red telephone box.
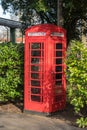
[24,24,66,115]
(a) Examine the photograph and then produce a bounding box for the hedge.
[0,42,24,102]
[66,40,87,128]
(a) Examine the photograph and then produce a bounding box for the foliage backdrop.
[1,0,87,43]
[0,43,24,102]
[66,40,87,128]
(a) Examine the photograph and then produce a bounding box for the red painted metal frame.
[24,24,66,114]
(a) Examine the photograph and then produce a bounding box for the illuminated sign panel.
[51,32,64,37]
[28,32,64,37]
[28,32,46,36]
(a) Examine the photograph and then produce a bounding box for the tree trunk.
[57,0,63,26]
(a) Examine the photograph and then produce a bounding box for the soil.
[0,102,79,127]
[0,102,23,113]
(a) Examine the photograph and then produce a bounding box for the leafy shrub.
[0,42,24,102]
[66,40,87,128]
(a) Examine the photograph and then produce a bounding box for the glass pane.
[31,43,41,49]
[31,88,40,94]
[31,51,41,56]
[56,81,62,86]
[55,96,62,102]
[31,58,40,64]
[31,95,40,102]
[56,59,62,64]
[56,51,62,57]
[56,43,62,49]
[31,80,40,86]
[56,73,62,79]
[31,73,39,79]
[31,65,40,71]
[56,66,62,72]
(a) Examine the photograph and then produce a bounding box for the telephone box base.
[24,108,66,117]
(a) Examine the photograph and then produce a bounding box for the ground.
[0,102,79,127]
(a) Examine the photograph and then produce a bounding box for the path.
[0,112,86,130]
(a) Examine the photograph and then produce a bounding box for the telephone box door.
[25,39,45,112]
[52,40,66,110]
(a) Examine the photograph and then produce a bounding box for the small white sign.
[28,32,46,36]
[51,32,64,37]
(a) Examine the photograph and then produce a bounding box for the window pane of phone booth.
[31,73,39,79]
[56,81,62,86]
[56,51,62,57]
[31,43,41,49]
[31,80,40,87]
[31,51,41,57]
[31,88,41,94]
[54,95,63,102]
[56,73,62,79]
[31,95,40,102]
[31,58,40,64]
[56,58,62,64]
[31,65,40,71]
[56,43,62,49]
[56,66,62,72]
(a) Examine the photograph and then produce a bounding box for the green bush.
[66,40,87,128]
[0,42,24,102]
